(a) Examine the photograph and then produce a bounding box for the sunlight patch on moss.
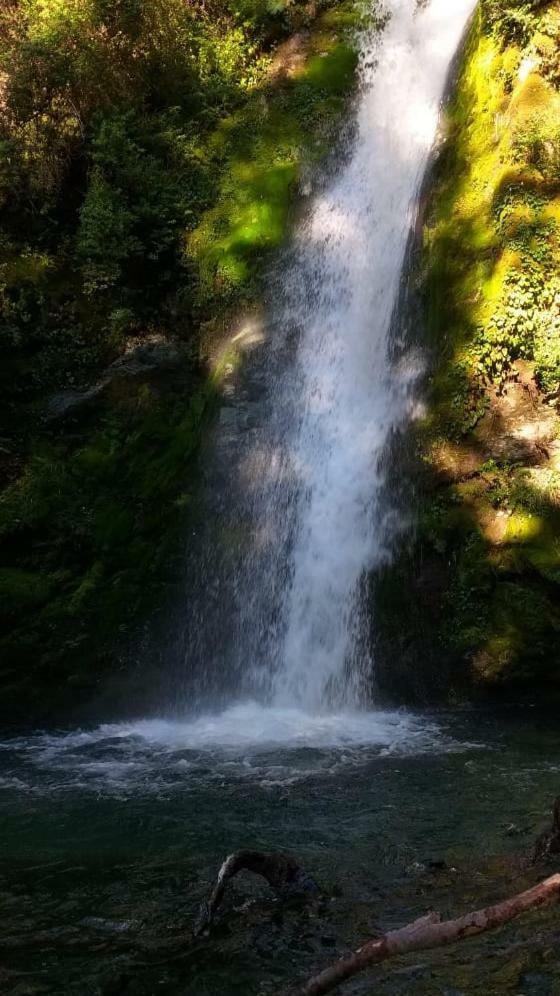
[503,509,544,543]
[187,6,361,314]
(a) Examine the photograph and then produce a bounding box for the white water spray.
[262,0,476,710]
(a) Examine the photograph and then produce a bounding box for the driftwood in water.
[277,873,560,996]
[531,797,560,865]
[194,850,320,936]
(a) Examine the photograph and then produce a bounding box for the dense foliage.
[375,0,560,702]
[0,0,362,716]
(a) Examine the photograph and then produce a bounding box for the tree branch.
[278,873,560,996]
[194,850,320,937]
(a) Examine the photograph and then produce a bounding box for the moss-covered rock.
[375,0,560,704]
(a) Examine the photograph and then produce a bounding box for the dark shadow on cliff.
[370,390,560,707]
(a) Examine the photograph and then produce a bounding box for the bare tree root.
[277,873,560,996]
[193,850,320,936]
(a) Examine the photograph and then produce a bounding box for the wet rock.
[46,336,185,419]
[46,383,104,419]
[108,338,183,378]
[81,916,135,933]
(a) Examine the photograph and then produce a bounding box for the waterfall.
[0,3,479,774]
[267,0,477,708]
[179,0,476,718]
[0,0,475,772]
[23,0,476,756]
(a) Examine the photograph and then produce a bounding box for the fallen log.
[278,873,560,996]
[194,850,320,936]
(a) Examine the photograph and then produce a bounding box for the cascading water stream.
[176,0,477,722]
[265,0,477,710]
[162,0,478,731]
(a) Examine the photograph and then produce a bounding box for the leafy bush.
[485,0,551,45]
[78,113,182,300]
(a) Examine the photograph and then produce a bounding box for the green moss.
[303,42,358,94]
[527,542,560,582]
[378,1,560,701]
[444,531,493,651]
[425,363,489,439]
[480,581,560,683]
[189,5,363,314]
[503,510,545,544]
[0,370,221,703]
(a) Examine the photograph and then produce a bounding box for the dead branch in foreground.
[193,851,320,936]
[278,873,560,996]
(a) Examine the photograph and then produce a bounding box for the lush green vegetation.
[0,0,364,717]
[376,0,560,701]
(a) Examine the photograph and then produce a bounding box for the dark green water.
[1,706,560,996]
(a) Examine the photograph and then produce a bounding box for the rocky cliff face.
[374,0,560,704]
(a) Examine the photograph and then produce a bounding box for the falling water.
[148,0,479,734]
[178,0,476,722]
[266,0,476,709]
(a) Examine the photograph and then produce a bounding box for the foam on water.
[82,704,439,750]
[0,705,480,796]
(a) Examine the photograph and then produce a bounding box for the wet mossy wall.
[375,0,560,704]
